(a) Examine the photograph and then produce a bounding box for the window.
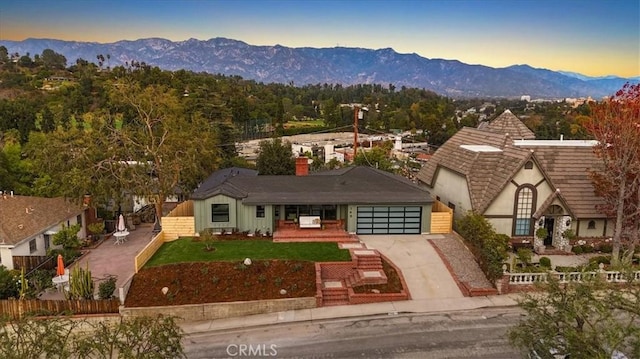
[524,161,534,170]
[211,204,230,222]
[588,220,596,230]
[76,214,82,225]
[514,186,535,236]
[256,205,265,218]
[44,234,51,251]
[29,239,37,253]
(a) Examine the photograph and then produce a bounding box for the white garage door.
[356,206,422,234]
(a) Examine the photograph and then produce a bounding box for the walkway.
[359,234,464,300]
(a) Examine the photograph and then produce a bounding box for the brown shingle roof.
[516,145,606,218]
[0,195,84,246]
[416,127,531,213]
[485,109,536,140]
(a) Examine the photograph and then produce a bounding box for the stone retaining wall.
[120,297,316,322]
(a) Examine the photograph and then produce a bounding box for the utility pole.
[353,106,359,161]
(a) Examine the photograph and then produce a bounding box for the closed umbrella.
[117,214,126,232]
[56,254,65,277]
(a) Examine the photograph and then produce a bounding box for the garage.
[356,206,422,234]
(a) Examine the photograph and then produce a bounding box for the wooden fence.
[430,200,453,234]
[13,255,54,272]
[134,231,166,273]
[0,299,120,320]
[166,200,193,217]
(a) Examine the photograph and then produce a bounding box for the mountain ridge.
[1,37,636,99]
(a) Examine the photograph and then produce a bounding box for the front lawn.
[144,238,351,267]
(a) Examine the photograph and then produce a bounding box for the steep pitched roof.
[485,109,536,140]
[416,127,531,213]
[0,196,84,246]
[516,144,606,218]
[193,166,433,205]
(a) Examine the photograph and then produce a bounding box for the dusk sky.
[1,0,638,77]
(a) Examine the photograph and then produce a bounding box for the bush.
[516,248,533,266]
[0,266,19,299]
[456,212,509,282]
[572,245,584,254]
[98,276,117,299]
[53,224,82,250]
[597,243,613,253]
[582,245,595,253]
[539,257,552,268]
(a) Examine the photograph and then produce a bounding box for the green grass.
[144,239,351,267]
[284,119,325,128]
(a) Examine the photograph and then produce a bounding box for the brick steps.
[321,281,349,306]
[345,269,388,287]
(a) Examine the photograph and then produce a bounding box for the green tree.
[40,48,67,69]
[509,273,640,358]
[109,79,220,224]
[0,315,185,359]
[354,144,394,172]
[256,138,295,175]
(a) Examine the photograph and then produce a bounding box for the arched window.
[588,220,596,229]
[514,185,536,236]
[524,161,534,170]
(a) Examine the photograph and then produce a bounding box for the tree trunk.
[611,177,627,267]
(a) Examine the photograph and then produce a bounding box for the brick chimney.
[295,156,309,176]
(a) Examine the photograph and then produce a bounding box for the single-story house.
[417,110,612,251]
[192,159,434,235]
[0,194,87,270]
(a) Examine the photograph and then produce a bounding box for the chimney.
[295,156,309,176]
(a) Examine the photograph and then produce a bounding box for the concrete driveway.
[359,235,463,300]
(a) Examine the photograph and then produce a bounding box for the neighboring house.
[192,159,434,235]
[0,195,86,270]
[417,110,612,251]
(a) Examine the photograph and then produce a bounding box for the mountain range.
[1,37,637,99]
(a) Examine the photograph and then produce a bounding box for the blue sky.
[1,0,638,77]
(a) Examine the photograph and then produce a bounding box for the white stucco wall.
[577,219,613,238]
[431,167,472,219]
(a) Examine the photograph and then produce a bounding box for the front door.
[543,217,554,246]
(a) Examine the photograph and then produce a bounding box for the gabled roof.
[416,127,531,213]
[192,166,433,205]
[0,196,84,246]
[484,109,536,140]
[515,144,605,218]
[417,116,608,219]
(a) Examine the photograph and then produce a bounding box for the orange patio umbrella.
[56,254,65,277]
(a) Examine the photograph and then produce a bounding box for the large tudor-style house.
[417,110,612,252]
[192,159,434,236]
[0,195,87,270]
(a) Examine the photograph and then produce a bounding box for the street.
[183,307,525,358]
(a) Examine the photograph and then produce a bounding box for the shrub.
[456,212,509,282]
[582,245,595,253]
[572,245,584,254]
[0,266,19,299]
[98,276,117,299]
[516,248,533,266]
[539,257,552,268]
[597,243,613,253]
[53,224,82,250]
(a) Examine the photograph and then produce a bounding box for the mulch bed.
[124,260,316,307]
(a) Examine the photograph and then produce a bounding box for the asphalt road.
[183,307,525,359]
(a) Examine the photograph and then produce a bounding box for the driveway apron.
[359,235,463,299]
